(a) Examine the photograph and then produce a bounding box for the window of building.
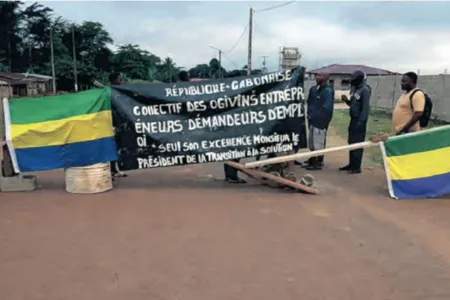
[341,79,350,87]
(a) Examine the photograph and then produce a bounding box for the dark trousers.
[224,159,240,180]
[348,119,367,170]
[110,161,117,173]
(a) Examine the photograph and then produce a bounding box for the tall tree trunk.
[7,22,12,71]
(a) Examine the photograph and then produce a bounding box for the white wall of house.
[0,86,13,98]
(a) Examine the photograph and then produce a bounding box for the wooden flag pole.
[93,80,104,88]
[1,98,15,177]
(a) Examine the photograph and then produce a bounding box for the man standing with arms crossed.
[340,70,371,174]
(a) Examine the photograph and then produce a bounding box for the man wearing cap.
[340,70,371,174]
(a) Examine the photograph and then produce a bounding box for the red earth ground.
[1,134,450,300]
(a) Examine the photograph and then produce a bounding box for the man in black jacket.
[109,72,127,178]
[303,72,334,170]
[340,70,371,174]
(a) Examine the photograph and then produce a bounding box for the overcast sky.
[42,1,450,75]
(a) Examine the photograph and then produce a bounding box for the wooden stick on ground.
[225,161,320,195]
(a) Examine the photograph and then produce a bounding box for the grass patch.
[330,109,448,166]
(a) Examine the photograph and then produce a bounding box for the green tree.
[21,2,55,73]
[69,21,113,74]
[1,1,255,93]
[157,57,180,83]
[188,64,210,79]
[0,1,25,71]
[111,44,162,81]
[61,21,114,89]
[208,58,227,78]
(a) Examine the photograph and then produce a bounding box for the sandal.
[113,171,128,178]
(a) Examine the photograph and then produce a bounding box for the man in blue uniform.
[340,70,371,174]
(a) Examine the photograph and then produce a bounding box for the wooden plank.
[226,161,319,195]
[224,161,267,185]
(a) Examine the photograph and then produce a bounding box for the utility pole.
[218,49,222,78]
[49,27,56,95]
[247,7,253,75]
[72,25,78,92]
[209,45,223,78]
[261,56,269,73]
[28,42,32,72]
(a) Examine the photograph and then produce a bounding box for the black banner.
[111,67,307,171]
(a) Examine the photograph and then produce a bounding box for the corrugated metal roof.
[0,71,52,85]
[21,73,53,79]
[307,64,399,75]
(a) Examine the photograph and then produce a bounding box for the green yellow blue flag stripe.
[381,125,450,199]
[8,88,111,124]
[3,88,117,173]
[11,110,113,149]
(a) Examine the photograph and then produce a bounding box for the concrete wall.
[0,82,48,99]
[305,74,450,122]
[0,86,12,98]
[366,74,450,122]
[26,82,47,96]
[329,75,351,90]
[304,80,350,101]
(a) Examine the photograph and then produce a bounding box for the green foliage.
[0,1,263,91]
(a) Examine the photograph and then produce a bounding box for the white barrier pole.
[245,125,450,169]
[244,141,378,169]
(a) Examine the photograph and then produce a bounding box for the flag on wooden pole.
[3,88,117,173]
[381,125,450,199]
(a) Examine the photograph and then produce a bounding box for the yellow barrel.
[65,162,113,194]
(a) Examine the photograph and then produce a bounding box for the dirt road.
[1,138,450,300]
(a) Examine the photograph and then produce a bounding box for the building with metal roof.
[306,64,399,90]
